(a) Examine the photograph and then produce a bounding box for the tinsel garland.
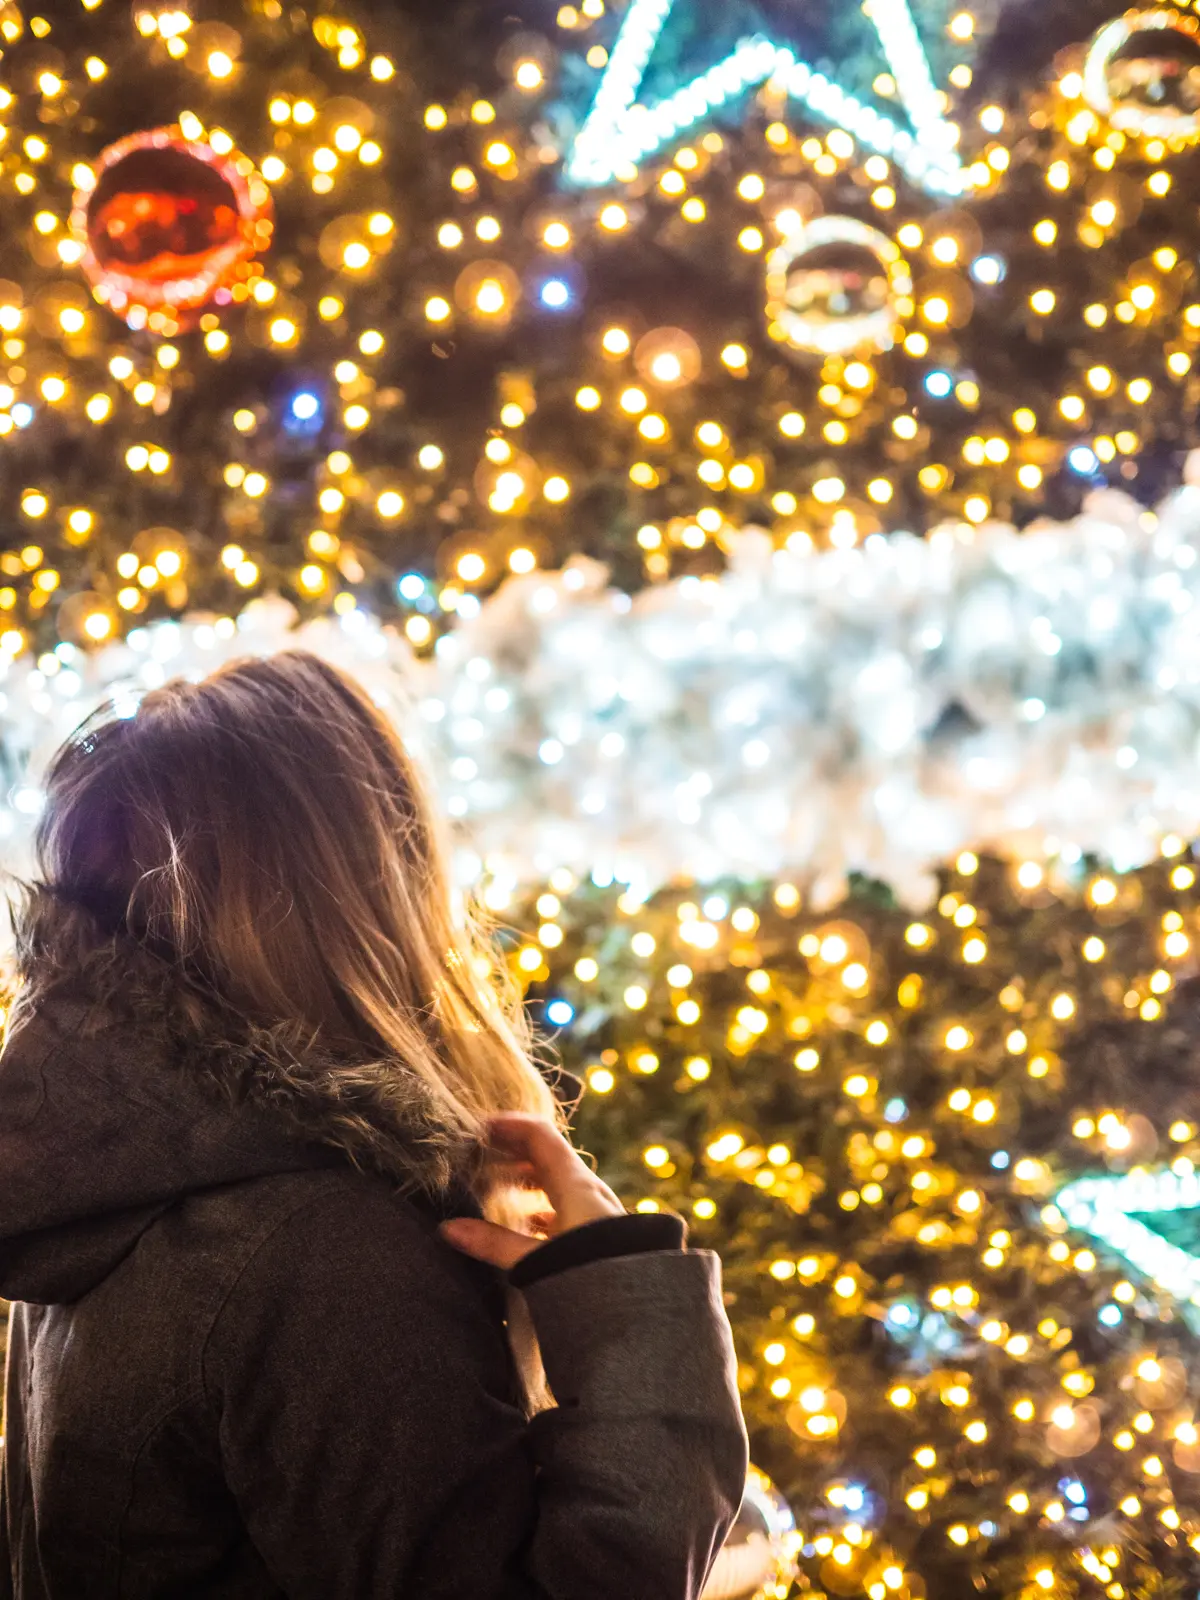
[4,472,1200,910]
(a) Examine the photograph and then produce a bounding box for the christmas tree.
[4,1,1200,1596]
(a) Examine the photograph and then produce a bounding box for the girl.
[0,650,747,1598]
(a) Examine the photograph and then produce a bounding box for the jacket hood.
[0,892,489,1303]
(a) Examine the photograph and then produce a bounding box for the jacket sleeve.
[202,1180,748,1600]
[511,1209,687,1286]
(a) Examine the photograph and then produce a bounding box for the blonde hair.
[12,650,565,1405]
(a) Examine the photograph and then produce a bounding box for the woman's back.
[1,965,746,1599]
[0,652,747,1597]
[0,965,515,1595]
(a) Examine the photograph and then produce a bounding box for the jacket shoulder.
[197,1166,515,1419]
[178,1166,456,1299]
[192,1165,500,1324]
[125,1166,481,1367]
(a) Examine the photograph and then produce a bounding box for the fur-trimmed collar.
[11,885,482,1201]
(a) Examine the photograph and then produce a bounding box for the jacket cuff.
[508,1211,686,1289]
[520,1249,739,1419]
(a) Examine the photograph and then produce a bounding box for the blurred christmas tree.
[4,2,1200,1597]
[3,0,1199,644]
[529,849,1200,1600]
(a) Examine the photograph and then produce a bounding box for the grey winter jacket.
[0,938,748,1598]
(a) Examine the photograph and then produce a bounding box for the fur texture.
[10,883,483,1199]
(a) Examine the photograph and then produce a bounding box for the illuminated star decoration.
[1057,1168,1200,1327]
[565,0,963,194]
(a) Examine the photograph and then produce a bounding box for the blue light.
[291,391,321,422]
[979,1521,997,1537]
[1099,1303,1122,1326]
[546,999,575,1026]
[12,403,33,427]
[991,1150,1010,1169]
[397,573,426,602]
[970,254,1005,286]
[886,1300,917,1329]
[703,894,728,920]
[884,1097,908,1123]
[924,370,952,398]
[841,1486,865,1513]
[1062,1479,1087,1505]
[540,278,571,309]
[1069,445,1099,474]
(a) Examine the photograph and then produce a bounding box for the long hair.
[8,650,564,1406]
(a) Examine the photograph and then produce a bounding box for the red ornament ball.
[70,126,274,332]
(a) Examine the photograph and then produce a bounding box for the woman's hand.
[438,1112,625,1271]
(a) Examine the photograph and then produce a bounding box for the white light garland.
[6,477,1200,914]
[1057,1168,1200,1308]
[769,48,959,193]
[608,36,779,174]
[565,0,961,193]
[864,0,957,152]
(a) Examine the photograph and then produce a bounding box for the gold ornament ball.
[701,1467,796,1600]
[765,217,907,358]
[1083,9,1200,142]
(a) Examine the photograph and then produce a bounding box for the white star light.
[566,0,962,194]
[1057,1169,1200,1311]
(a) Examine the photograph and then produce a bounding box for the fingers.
[438,1217,541,1271]
[486,1155,540,1190]
[483,1112,584,1212]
